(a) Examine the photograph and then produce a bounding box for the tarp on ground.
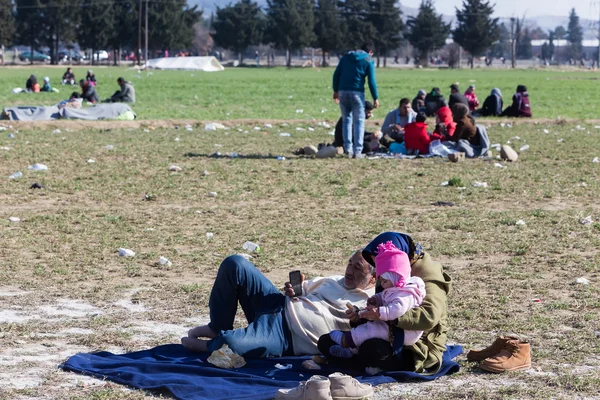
[2,103,136,121]
[61,344,463,400]
[145,57,225,72]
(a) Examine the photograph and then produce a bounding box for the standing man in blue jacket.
[332,42,379,158]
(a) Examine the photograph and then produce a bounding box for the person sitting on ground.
[322,242,426,361]
[62,68,75,85]
[105,77,136,103]
[477,88,503,117]
[448,84,469,110]
[86,70,97,86]
[502,85,531,118]
[25,75,40,93]
[380,98,417,147]
[318,232,452,373]
[432,106,456,141]
[79,79,99,104]
[411,89,426,114]
[424,87,446,116]
[40,77,52,92]
[449,103,478,144]
[181,250,376,357]
[403,112,432,154]
[464,85,480,111]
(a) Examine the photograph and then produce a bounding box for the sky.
[401,0,597,19]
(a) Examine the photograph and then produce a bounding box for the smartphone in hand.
[289,270,302,297]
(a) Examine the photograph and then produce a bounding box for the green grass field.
[0,66,598,120]
[1,67,600,399]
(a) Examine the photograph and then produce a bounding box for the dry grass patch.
[0,120,599,399]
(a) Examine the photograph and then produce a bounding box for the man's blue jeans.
[206,255,293,357]
[339,90,366,155]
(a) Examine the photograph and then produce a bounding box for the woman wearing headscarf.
[86,70,97,86]
[41,77,52,92]
[450,103,478,144]
[411,89,427,114]
[318,232,452,374]
[464,85,480,111]
[424,87,446,116]
[478,88,503,117]
[502,85,532,118]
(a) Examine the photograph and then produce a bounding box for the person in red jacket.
[403,112,431,154]
[432,106,456,141]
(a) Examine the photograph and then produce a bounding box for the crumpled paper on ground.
[207,344,246,369]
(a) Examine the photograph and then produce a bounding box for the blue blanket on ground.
[61,344,462,400]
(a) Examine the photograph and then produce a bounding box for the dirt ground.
[1,119,599,400]
[4,116,600,132]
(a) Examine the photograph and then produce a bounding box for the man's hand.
[284,273,305,298]
[392,124,403,133]
[345,307,360,323]
[374,99,379,109]
[333,92,339,104]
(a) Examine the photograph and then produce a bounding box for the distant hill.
[191,0,597,39]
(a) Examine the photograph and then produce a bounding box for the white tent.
[145,56,224,72]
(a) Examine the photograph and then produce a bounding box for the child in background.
[432,106,456,140]
[323,241,426,360]
[464,85,480,111]
[403,112,431,154]
[41,77,52,92]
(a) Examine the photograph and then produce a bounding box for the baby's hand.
[367,296,379,307]
[359,308,381,321]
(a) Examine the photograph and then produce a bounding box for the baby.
[325,241,425,358]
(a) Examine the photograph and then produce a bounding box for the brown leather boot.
[480,340,531,373]
[467,336,519,362]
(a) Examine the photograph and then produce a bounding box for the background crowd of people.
[332,42,532,158]
[22,69,136,106]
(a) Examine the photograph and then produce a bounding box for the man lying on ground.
[182,252,376,357]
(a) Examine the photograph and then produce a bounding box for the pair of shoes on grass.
[467,335,531,373]
[276,372,373,400]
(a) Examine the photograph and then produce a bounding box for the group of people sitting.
[24,69,136,105]
[326,83,530,157]
[25,75,53,93]
[412,84,532,118]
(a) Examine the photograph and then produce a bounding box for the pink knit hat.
[375,241,411,288]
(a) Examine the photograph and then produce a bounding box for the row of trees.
[214,0,497,67]
[0,0,202,64]
[0,0,588,67]
[214,0,587,67]
[493,9,585,62]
